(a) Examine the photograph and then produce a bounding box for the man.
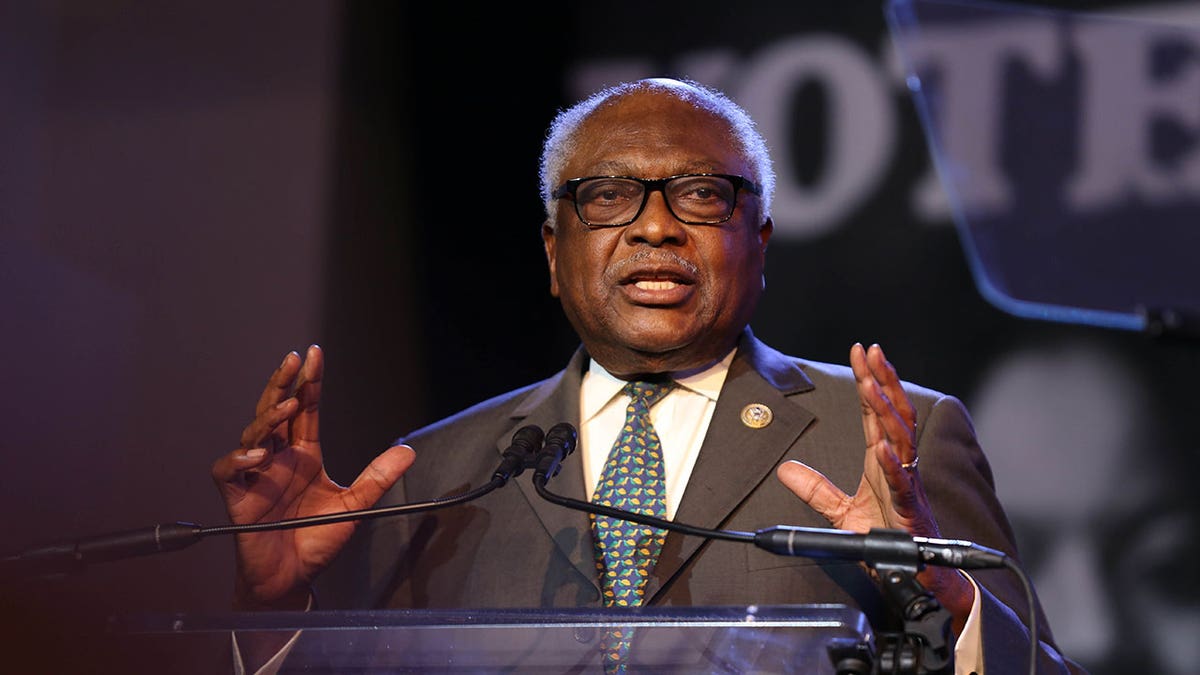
[213,78,1081,673]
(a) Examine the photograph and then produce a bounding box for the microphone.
[532,421,578,482]
[1,425,547,580]
[0,522,206,580]
[753,525,1007,570]
[492,424,545,484]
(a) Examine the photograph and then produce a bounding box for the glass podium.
[109,604,874,674]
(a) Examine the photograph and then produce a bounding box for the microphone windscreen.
[510,424,545,455]
[543,422,577,458]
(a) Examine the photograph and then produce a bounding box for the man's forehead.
[580,159,731,178]
[589,89,719,125]
[566,104,748,176]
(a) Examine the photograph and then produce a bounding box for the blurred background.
[2,1,1197,672]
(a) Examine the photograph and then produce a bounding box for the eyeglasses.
[552,173,761,227]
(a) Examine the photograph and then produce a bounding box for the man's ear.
[758,217,773,291]
[542,220,560,298]
[759,217,774,253]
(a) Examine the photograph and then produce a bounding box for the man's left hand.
[776,342,974,631]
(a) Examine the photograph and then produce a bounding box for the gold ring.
[900,456,919,471]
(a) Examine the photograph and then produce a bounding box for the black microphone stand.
[858,533,952,675]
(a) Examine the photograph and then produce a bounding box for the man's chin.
[619,329,696,357]
[592,331,729,376]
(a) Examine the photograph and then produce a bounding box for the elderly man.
[213,78,1080,673]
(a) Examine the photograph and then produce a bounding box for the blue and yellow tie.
[590,380,673,671]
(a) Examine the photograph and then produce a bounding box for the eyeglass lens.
[575,175,738,225]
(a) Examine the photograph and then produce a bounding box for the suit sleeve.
[917,394,1085,674]
[314,456,415,610]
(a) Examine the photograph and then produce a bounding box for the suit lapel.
[646,331,817,601]
[503,348,602,599]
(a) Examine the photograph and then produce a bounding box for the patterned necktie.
[590,380,673,671]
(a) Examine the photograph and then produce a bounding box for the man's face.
[543,90,772,377]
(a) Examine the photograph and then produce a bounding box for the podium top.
[112,602,871,633]
[111,604,874,674]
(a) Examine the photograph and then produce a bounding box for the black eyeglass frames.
[552,173,761,227]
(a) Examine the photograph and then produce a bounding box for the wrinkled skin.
[210,346,414,611]
[542,87,773,378]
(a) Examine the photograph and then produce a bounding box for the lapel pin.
[740,403,773,429]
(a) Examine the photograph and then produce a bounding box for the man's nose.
[623,190,686,246]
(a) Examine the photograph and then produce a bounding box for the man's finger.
[239,398,298,449]
[866,345,916,435]
[291,345,324,444]
[873,441,916,490]
[255,351,301,418]
[862,383,912,448]
[776,460,849,523]
[850,343,886,448]
[853,345,917,459]
[211,447,270,486]
[341,444,417,511]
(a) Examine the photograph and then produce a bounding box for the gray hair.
[538,78,775,230]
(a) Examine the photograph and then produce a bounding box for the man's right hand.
[210,344,415,611]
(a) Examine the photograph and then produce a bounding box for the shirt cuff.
[231,594,312,675]
[953,571,985,675]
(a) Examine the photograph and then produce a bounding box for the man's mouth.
[607,251,701,306]
[618,261,697,286]
[631,279,684,291]
[618,268,696,305]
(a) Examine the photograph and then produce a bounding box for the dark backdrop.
[2,2,1196,673]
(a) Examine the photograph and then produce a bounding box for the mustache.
[606,249,700,281]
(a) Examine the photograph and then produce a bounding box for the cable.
[200,478,503,536]
[533,474,755,543]
[1003,552,1041,672]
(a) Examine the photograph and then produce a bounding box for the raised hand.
[776,342,973,626]
[211,345,415,610]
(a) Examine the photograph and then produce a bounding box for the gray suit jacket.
[320,329,1080,672]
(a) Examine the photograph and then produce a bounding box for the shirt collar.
[581,349,737,423]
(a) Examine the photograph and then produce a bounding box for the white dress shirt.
[579,351,735,519]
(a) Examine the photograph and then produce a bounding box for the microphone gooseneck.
[2,425,550,580]
[532,421,754,544]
